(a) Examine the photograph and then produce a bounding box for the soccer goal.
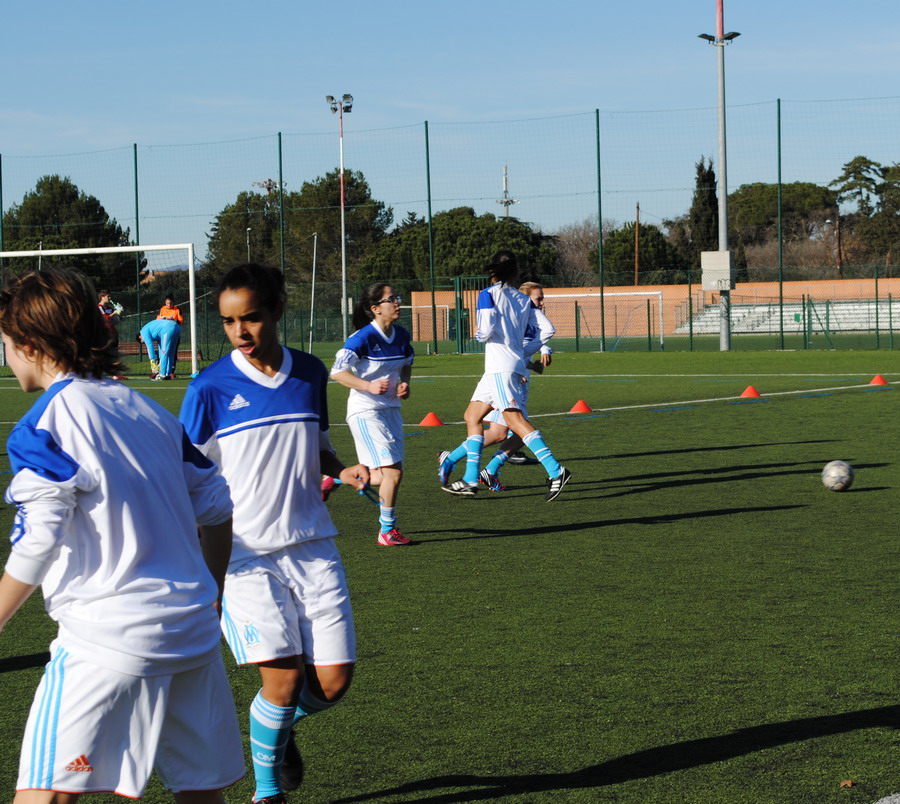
[400,304,451,343]
[543,290,665,351]
[0,243,200,375]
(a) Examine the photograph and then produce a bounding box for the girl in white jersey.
[440,251,571,501]
[179,263,369,804]
[0,268,242,804]
[330,284,414,546]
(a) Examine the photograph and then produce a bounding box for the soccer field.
[0,350,897,804]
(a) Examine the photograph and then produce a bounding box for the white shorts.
[348,407,405,468]
[485,374,531,426]
[221,538,356,667]
[18,644,244,797]
[472,372,529,417]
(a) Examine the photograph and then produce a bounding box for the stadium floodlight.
[697,0,740,351]
[326,92,354,340]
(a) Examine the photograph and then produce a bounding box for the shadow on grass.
[0,652,50,674]
[415,505,806,541]
[599,462,889,499]
[605,439,837,460]
[333,704,900,803]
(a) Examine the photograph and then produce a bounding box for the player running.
[438,281,554,492]
[179,263,368,804]
[328,283,414,547]
[0,268,242,803]
[441,252,570,501]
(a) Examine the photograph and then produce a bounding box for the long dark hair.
[217,263,286,312]
[0,268,125,378]
[351,282,391,331]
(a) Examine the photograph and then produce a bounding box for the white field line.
[0,378,891,429]
[422,379,895,427]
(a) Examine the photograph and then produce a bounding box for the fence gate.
[453,275,488,354]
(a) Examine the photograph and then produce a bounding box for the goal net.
[0,243,200,375]
[543,291,665,350]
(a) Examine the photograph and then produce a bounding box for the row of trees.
[2,155,898,297]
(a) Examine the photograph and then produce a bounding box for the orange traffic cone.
[418,411,444,426]
[569,399,592,413]
[740,386,761,398]
[869,374,888,386]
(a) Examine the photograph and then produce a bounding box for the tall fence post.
[133,143,142,328]
[425,121,438,354]
[875,265,880,349]
[777,98,784,350]
[595,109,606,353]
[575,301,581,352]
[646,299,652,352]
[278,132,287,343]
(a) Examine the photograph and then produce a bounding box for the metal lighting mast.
[496,164,518,218]
[699,0,739,351]
[326,93,353,340]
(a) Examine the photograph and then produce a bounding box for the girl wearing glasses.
[329,284,414,546]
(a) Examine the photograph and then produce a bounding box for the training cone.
[418,411,444,426]
[569,399,592,413]
[740,386,761,398]
[869,374,888,386]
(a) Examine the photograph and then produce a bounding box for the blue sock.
[292,680,337,725]
[485,450,511,476]
[523,430,561,478]
[249,691,296,800]
[447,442,467,467]
[379,505,396,533]
[462,434,484,484]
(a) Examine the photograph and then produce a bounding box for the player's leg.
[279,539,357,793]
[159,323,176,378]
[479,420,512,491]
[374,464,408,545]
[460,400,492,481]
[501,409,570,500]
[14,792,80,803]
[140,322,159,373]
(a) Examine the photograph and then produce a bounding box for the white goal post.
[0,243,200,376]
[544,290,665,349]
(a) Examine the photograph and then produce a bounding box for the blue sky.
[2,0,899,255]
[4,0,899,150]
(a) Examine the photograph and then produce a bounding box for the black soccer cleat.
[280,729,305,791]
[545,466,571,502]
[442,479,478,497]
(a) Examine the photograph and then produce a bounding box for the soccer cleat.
[321,475,337,501]
[478,468,506,492]
[545,466,571,502]
[253,796,287,804]
[507,450,538,465]
[280,729,304,791]
[151,374,163,382]
[378,528,411,546]
[442,479,477,497]
[437,450,453,485]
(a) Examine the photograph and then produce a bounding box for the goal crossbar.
[0,244,199,375]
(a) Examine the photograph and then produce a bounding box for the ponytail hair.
[351,282,391,331]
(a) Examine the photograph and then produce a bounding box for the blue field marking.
[727,398,769,405]
[862,386,893,392]
[797,393,833,399]
[651,406,697,413]
[403,431,424,436]
[564,414,611,420]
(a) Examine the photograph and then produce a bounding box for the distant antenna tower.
[496,164,518,218]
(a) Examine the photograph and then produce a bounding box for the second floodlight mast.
[698,0,739,351]
[326,93,353,341]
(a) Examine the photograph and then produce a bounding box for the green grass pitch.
[0,350,897,803]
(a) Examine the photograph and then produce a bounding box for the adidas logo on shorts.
[66,754,93,772]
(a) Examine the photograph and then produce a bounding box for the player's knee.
[307,663,355,702]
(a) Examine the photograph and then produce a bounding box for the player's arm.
[396,361,412,399]
[0,573,38,634]
[198,518,232,614]
[319,426,369,490]
[331,347,389,394]
[474,288,496,342]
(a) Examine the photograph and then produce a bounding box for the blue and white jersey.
[180,347,339,566]
[475,282,554,374]
[523,308,556,360]
[331,322,414,418]
[4,375,232,676]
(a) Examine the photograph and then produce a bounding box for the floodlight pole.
[327,93,353,341]
[699,0,739,351]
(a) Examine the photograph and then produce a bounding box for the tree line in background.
[2,154,899,302]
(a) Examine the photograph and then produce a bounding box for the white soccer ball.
[821,460,854,492]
